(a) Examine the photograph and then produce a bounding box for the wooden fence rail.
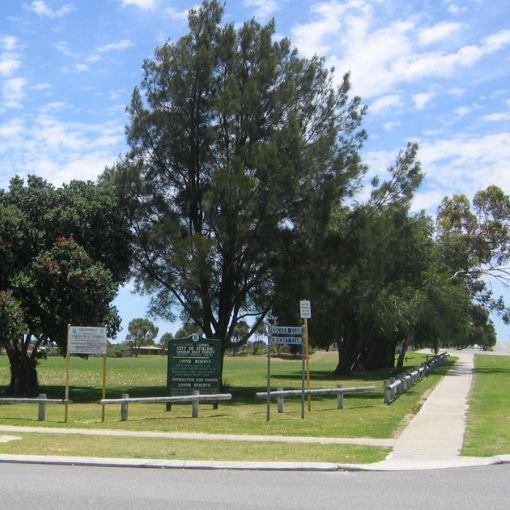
[99,391,232,420]
[384,352,449,405]
[255,386,376,413]
[0,393,72,421]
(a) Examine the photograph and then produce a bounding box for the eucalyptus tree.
[437,185,510,329]
[127,318,159,357]
[106,0,367,378]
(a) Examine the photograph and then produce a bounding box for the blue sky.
[1,0,509,341]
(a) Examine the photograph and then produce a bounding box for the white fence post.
[121,393,129,421]
[192,390,200,418]
[277,387,285,413]
[38,394,47,421]
[336,385,344,409]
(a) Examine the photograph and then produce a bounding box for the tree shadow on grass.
[472,367,510,375]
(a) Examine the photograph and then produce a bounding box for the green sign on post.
[167,335,221,396]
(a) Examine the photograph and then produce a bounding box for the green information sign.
[167,335,221,396]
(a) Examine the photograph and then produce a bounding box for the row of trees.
[105,0,508,377]
[1,0,509,394]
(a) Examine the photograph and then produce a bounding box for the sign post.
[300,300,312,411]
[267,324,305,420]
[266,322,272,422]
[65,325,71,423]
[66,326,108,422]
[167,335,221,398]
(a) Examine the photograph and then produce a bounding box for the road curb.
[1,452,509,472]
[0,454,340,471]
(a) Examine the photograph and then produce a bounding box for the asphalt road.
[1,463,509,509]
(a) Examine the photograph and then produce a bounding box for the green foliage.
[0,176,131,394]
[127,318,159,356]
[0,291,26,342]
[436,185,510,334]
[106,0,367,369]
[437,186,510,276]
[158,332,174,348]
[174,322,203,339]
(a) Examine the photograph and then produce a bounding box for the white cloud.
[454,105,474,118]
[98,39,134,53]
[291,2,510,98]
[370,94,402,114]
[483,112,510,122]
[85,54,102,63]
[27,1,75,18]
[0,36,21,76]
[31,82,51,90]
[0,55,21,76]
[2,77,27,108]
[448,87,466,97]
[383,121,400,131]
[39,101,67,112]
[166,6,190,21]
[243,0,280,19]
[1,36,18,51]
[412,189,448,213]
[412,92,434,110]
[55,39,133,71]
[121,0,156,10]
[55,41,79,58]
[0,118,24,138]
[443,1,469,15]
[60,63,89,73]
[419,132,510,199]
[484,30,510,52]
[0,114,125,188]
[365,131,510,214]
[417,22,464,46]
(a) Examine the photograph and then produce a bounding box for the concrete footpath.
[344,350,510,471]
[1,350,509,472]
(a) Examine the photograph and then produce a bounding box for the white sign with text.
[68,326,107,355]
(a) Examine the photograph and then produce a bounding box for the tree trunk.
[5,351,39,396]
[396,338,409,371]
[333,320,361,376]
[362,338,396,371]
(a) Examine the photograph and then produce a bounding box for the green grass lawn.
[0,350,448,463]
[463,354,510,457]
[0,433,389,464]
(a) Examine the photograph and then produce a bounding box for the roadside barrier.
[99,391,232,421]
[0,393,72,421]
[384,352,449,405]
[255,386,376,413]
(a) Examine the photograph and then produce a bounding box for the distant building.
[135,345,165,355]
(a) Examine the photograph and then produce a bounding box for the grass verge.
[0,350,451,463]
[0,433,389,464]
[463,354,510,457]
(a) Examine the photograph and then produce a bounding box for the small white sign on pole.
[68,326,107,355]
[299,300,311,319]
